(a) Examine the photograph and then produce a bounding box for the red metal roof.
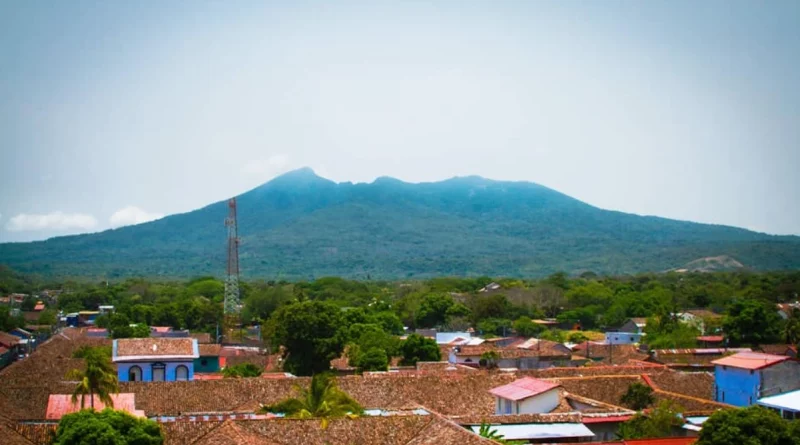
[33,303,45,311]
[0,346,8,355]
[711,351,790,370]
[488,377,560,401]
[46,394,145,419]
[696,335,723,342]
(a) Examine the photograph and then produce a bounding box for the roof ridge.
[652,388,732,408]
[187,420,226,445]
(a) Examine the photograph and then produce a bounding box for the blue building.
[712,351,800,407]
[113,338,199,382]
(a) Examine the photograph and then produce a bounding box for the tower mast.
[223,198,241,342]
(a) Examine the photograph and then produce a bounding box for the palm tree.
[261,373,362,428]
[477,422,507,443]
[66,347,119,410]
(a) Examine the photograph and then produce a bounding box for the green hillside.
[1,168,798,279]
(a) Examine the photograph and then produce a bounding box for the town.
[1,268,799,444]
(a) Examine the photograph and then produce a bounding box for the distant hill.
[1,168,799,279]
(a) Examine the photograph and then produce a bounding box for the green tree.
[21,296,37,312]
[0,306,24,332]
[784,308,800,346]
[620,382,655,410]
[355,347,389,372]
[415,294,455,328]
[723,300,783,346]
[223,363,263,378]
[373,311,404,335]
[617,401,683,439]
[399,334,441,366]
[266,300,345,376]
[472,294,512,322]
[479,351,500,369]
[53,408,163,445]
[567,332,589,344]
[65,348,119,409]
[697,405,800,445]
[513,316,543,337]
[262,373,363,428]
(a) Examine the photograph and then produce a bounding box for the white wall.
[495,388,560,415]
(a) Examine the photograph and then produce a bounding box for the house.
[604,332,643,345]
[46,393,145,419]
[449,339,573,369]
[757,388,800,420]
[618,318,647,335]
[0,331,22,359]
[489,377,562,414]
[98,305,115,315]
[113,337,199,382]
[777,302,800,319]
[195,343,222,373]
[479,282,502,292]
[78,311,100,326]
[712,352,800,406]
[676,310,722,334]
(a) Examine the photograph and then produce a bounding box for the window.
[175,365,189,381]
[152,363,166,382]
[504,399,512,415]
[200,359,208,366]
[128,366,142,382]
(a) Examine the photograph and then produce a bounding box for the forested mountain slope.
[1,168,798,279]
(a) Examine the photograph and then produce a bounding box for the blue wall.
[193,356,220,373]
[117,361,194,382]
[715,365,760,406]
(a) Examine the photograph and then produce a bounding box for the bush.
[223,363,263,378]
[400,334,441,365]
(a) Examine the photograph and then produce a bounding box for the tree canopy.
[53,409,163,445]
[399,334,441,366]
[697,406,800,445]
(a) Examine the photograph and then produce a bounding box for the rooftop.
[488,377,561,401]
[114,338,198,361]
[711,352,790,370]
[46,393,145,419]
[758,389,800,412]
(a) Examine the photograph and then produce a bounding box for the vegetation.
[399,334,441,366]
[66,347,119,410]
[697,406,800,445]
[265,300,346,376]
[723,299,783,346]
[262,373,363,428]
[53,409,163,445]
[620,382,655,410]
[222,363,263,378]
[2,170,799,279]
[617,401,684,439]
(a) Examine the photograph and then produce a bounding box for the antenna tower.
[223,198,241,342]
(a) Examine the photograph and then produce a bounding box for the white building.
[489,377,561,415]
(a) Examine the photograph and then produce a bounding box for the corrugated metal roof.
[711,352,790,370]
[470,423,593,440]
[488,377,560,401]
[435,332,472,345]
[758,389,800,412]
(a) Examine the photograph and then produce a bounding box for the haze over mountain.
[1,168,798,279]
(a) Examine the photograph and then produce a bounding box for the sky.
[1,1,799,242]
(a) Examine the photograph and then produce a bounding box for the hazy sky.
[1,1,799,242]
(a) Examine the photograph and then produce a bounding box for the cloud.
[6,212,98,232]
[109,206,165,228]
[241,154,290,176]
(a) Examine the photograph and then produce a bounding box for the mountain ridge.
[1,168,798,279]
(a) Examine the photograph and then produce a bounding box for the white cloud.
[109,206,165,228]
[6,212,98,232]
[241,154,290,176]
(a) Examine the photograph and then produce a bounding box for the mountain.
[1,168,799,279]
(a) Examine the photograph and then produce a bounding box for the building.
[0,331,22,360]
[618,318,647,335]
[449,339,573,369]
[604,332,643,345]
[676,310,722,335]
[712,352,800,406]
[757,389,800,420]
[195,343,222,373]
[777,302,800,319]
[113,338,199,382]
[489,377,562,415]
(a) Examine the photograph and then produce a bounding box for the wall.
[715,365,760,406]
[761,360,800,398]
[117,360,195,382]
[605,332,642,345]
[193,356,220,373]
[518,388,561,414]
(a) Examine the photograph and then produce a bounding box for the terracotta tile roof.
[0,331,21,348]
[756,344,794,356]
[696,336,723,342]
[0,346,8,355]
[160,414,494,445]
[684,310,721,319]
[114,338,197,360]
[0,422,40,445]
[46,393,145,419]
[453,340,571,359]
[646,372,714,400]
[191,333,213,344]
[198,344,222,357]
[453,412,582,425]
[488,377,560,401]
[711,352,790,370]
